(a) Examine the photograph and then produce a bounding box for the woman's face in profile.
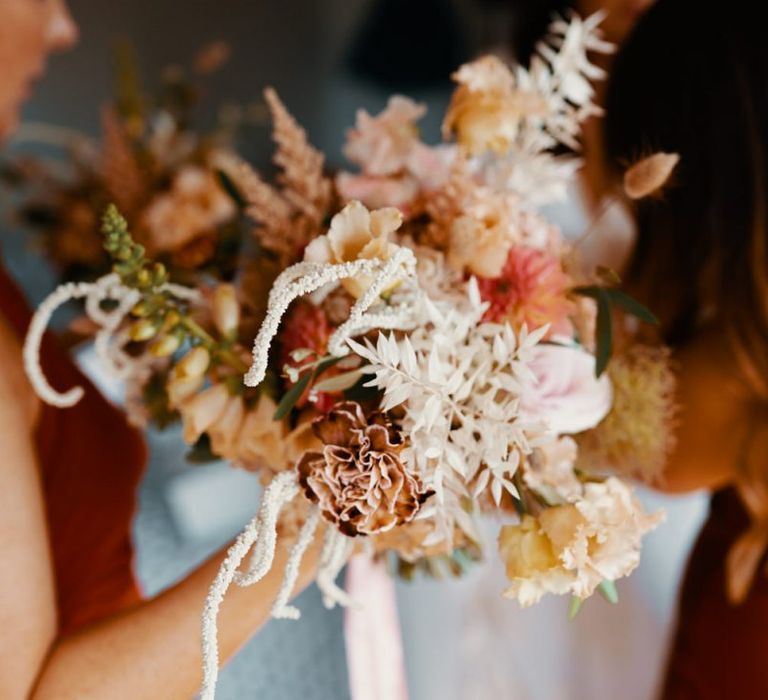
[0,0,78,140]
[576,0,656,44]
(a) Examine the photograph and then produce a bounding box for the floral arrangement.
[1,41,247,283]
[20,13,677,700]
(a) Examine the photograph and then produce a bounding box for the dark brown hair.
[604,0,768,398]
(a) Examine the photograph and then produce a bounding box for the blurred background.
[0,1,708,698]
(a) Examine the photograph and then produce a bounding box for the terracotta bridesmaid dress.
[662,488,768,699]
[0,263,146,636]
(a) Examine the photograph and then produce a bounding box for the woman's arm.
[656,325,760,493]
[0,320,319,700]
[0,320,57,700]
[31,533,319,700]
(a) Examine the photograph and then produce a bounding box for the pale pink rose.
[344,96,426,176]
[520,344,612,435]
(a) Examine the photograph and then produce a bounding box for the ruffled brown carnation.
[297,402,430,536]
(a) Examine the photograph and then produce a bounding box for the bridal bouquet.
[2,41,246,282]
[22,13,675,699]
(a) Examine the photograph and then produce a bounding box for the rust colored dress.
[662,488,768,699]
[0,264,147,636]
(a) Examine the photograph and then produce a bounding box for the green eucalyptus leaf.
[603,289,659,324]
[315,354,348,376]
[313,370,364,393]
[598,579,619,604]
[568,596,583,621]
[273,371,312,420]
[595,291,613,378]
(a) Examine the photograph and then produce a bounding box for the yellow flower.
[304,200,403,298]
[167,373,204,408]
[174,346,211,381]
[498,515,574,607]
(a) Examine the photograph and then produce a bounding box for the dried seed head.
[623,152,680,200]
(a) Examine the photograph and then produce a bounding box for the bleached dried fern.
[264,87,331,224]
[237,89,333,262]
[236,161,295,257]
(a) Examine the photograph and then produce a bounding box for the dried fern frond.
[236,162,292,242]
[577,344,677,482]
[236,90,335,262]
[263,87,331,224]
[100,106,146,217]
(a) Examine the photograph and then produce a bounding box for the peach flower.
[444,55,549,155]
[499,478,663,605]
[446,190,521,278]
[304,200,404,298]
[141,166,235,254]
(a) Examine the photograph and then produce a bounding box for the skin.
[655,324,764,494]
[0,3,318,698]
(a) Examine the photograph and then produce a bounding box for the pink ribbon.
[344,555,409,700]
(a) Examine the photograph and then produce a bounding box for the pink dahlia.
[477,246,573,335]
